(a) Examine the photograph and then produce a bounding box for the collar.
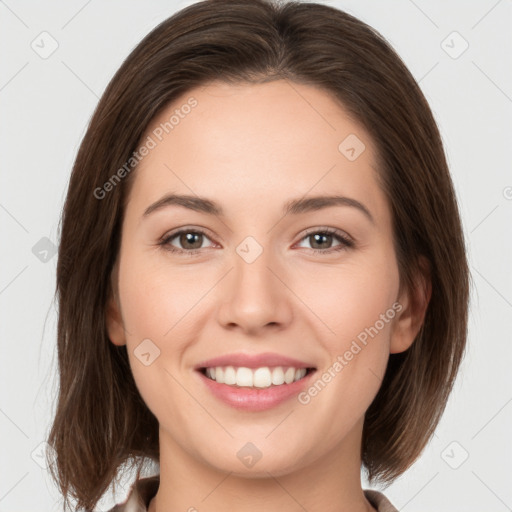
[110,475,398,512]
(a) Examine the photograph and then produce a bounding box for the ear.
[390,256,432,354]
[106,262,127,346]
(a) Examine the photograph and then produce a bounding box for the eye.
[296,227,354,254]
[158,226,354,256]
[159,228,214,255]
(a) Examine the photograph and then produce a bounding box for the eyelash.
[158,227,354,256]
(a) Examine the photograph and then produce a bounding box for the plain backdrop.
[1,0,511,510]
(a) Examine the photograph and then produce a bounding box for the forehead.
[129,79,388,224]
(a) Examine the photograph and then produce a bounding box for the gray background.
[1,0,511,510]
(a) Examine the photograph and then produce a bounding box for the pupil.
[312,233,331,249]
[182,232,202,249]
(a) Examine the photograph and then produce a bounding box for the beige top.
[107,476,398,512]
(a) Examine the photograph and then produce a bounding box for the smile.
[200,365,315,388]
[196,366,317,411]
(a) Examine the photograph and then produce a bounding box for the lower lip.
[196,369,316,411]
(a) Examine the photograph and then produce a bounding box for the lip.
[194,352,315,370]
[196,368,317,411]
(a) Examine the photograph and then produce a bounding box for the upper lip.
[194,352,316,370]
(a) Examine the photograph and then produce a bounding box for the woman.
[47,0,470,510]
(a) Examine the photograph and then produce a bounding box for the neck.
[149,420,376,512]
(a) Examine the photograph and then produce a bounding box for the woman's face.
[107,79,417,476]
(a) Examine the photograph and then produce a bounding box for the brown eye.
[309,232,334,250]
[176,232,204,250]
[160,229,214,254]
[296,228,354,254]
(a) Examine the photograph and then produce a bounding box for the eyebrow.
[143,193,375,224]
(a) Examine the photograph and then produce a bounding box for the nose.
[217,243,293,335]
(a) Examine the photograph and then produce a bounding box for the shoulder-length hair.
[47,0,470,509]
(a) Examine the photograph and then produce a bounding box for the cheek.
[118,252,205,343]
[326,261,398,391]
[295,254,399,347]
[297,251,399,397]
[115,255,190,389]
[293,264,400,446]
[118,256,197,421]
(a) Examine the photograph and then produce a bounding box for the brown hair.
[47,0,470,509]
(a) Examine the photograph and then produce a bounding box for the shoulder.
[106,475,160,512]
[364,489,399,512]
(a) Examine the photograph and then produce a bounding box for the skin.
[107,79,430,512]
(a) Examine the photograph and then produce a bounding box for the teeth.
[204,366,308,388]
